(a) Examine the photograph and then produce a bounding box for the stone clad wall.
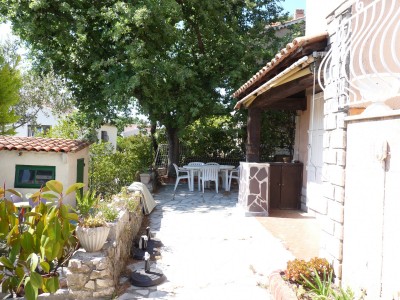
[66,204,143,299]
[238,162,269,216]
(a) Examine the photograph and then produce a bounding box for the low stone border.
[66,203,143,299]
[268,270,298,300]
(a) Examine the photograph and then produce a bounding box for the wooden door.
[269,164,281,209]
[280,164,302,209]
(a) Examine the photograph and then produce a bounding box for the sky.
[281,0,306,15]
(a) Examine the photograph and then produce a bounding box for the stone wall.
[238,162,269,216]
[66,204,143,299]
[315,6,351,282]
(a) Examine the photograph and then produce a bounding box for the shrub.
[89,135,152,198]
[0,181,81,299]
[285,257,333,286]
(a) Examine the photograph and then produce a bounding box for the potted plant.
[75,213,110,252]
[75,190,113,252]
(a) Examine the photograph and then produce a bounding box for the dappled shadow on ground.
[146,183,238,233]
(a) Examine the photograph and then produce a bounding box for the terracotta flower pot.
[76,225,110,252]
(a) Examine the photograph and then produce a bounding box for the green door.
[77,158,85,184]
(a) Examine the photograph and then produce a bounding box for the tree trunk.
[246,107,261,162]
[150,121,158,153]
[166,126,180,176]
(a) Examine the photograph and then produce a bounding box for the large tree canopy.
[0,0,286,170]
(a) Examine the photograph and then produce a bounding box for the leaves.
[0,256,13,269]
[45,180,63,195]
[65,182,85,196]
[0,41,22,134]
[43,275,59,293]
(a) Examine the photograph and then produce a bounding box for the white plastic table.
[182,164,235,192]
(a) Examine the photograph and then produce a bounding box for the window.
[27,125,51,137]
[15,165,56,188]
[101,130,109,142]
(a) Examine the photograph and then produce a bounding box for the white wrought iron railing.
[318,0,400,109]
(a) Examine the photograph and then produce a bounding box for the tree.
[1,0,287,173]
[13,69,75,131]
[39,110,98,142]
[0,42,21,134]
[0,37,75,132]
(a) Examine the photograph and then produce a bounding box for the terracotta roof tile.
[232,32,328,99]
[0,136,90,153]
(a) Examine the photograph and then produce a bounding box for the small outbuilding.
[0,135,90,207]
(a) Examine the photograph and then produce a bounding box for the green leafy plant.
[76,189,99,218]
[89,136,152,198]
[0,180,82,300]
[300,268,334,299]
[98,203,119,223]
[332,286,355,300]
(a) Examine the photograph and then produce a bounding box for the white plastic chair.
[206,162,222,186]
[173,163,190,191]
[188,162,205,191]
[199,165,220,193]
[228,167,240,191]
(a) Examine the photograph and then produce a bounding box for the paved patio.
[117,183,315,299]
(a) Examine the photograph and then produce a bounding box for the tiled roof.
[266,17,305,30]
[232,32,328,99]
[0,136,90,153]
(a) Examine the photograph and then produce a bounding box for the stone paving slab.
[118,185,294,299]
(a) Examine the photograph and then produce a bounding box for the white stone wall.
[315,3,351,281]
[67,203,143,299]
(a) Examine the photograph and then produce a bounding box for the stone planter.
[140,173,151,184]
[76,226,110,252]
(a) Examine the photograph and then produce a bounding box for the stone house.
[0,135,89,207]
[233,0,400,298]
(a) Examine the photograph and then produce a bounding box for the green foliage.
[285,257,333,286]
[75,189,99,218]
[332,287,356,300]
[260,110,296,160]
[115,187,141,213]
[13,67,75,132]
[181,115,244,158]
[0,180,81,299]
[98,203,119,223]
[0,42,21,134]
[40,111,98,142]
[89,135,152,198]
[301,268,334,299]
[1,0,289,168]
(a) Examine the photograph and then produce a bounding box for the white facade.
[14,107,58,137]
[0,148,89,207]
[14,110,118,150]
[97,124,118,151]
